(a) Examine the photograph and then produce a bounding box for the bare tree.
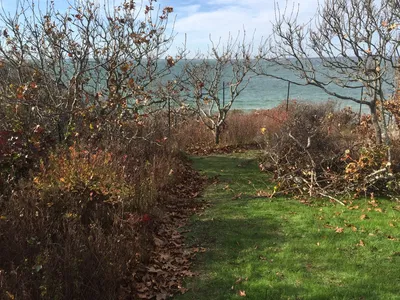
[0,0,182,143]
[181,34,259,144]
[258,0,400,145]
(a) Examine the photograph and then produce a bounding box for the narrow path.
[175,153,400,300]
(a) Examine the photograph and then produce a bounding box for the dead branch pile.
[259,102,400,200]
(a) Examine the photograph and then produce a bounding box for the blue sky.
[0,0,319,55]
[160,0,319,55]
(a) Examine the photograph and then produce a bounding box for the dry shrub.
[341,144,400,196]
[221,108,286,146]
[0,185,150,299]
[169,105,289,151]
[260,101,364,196]
[0,140,167,299]
[0,120,188,299]
[261,101,400,198]
[170,112,215,150]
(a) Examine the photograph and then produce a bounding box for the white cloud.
[0,0,319,56]
[175,4,201,16]
[168,0,319,56]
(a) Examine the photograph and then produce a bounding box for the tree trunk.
[369,101,382,145]
[214,126,220,145]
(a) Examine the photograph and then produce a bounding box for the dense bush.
[0,0,195,298]
[169,106,289,152]
[259,101,400,198]
[0,134,185,299]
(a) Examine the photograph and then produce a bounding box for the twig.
[318,192,345,206]
[288,132,318,195]
[365,168,387,180]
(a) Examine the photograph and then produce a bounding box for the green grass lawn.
[176,152,400,300]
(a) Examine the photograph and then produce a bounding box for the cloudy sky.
[1,0,319,55]
[161,0,319,55]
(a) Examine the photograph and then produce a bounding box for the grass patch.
[177,153,400,300]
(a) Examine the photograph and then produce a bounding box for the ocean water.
[72,59,395,114]
[177,60,395,113]
[230,74,363,111]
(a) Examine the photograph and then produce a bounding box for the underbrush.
[170,106,288,153]
[3,95,399,298]
[259,101,400,199]
[0,106,200,299]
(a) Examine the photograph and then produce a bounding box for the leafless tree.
[258,0,400,145]
[181,33,259,144]
[0,0,183,143]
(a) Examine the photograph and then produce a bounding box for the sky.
[161,0,319,55]
[0,0,319,56]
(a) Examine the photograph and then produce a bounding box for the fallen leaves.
[335,227,344,233]
[235,277,247,284]
[192,247,207,253]
[231,277,248,296]
[256,190,271,197]
[187,144,258,156]
[232,192,243,200]
[368,199,379,207]
[130,161,207,299]
[348,205,359,210]
[154,236,166,247]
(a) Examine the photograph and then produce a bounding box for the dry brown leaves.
[187,143,258,156]
[130,160,208,299]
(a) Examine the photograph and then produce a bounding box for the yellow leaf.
[348,205,359,210]
[335,227,344,233]
[120,63,130,73]
[238,290,246,297]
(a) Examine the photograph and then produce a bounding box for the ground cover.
[177,152,400,300]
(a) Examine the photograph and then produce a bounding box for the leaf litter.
[130,160,208,299]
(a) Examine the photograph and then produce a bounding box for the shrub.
[169,106,289,151]
[221,109,285,146]
[0,141,164,299]
[259,101,362,196]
